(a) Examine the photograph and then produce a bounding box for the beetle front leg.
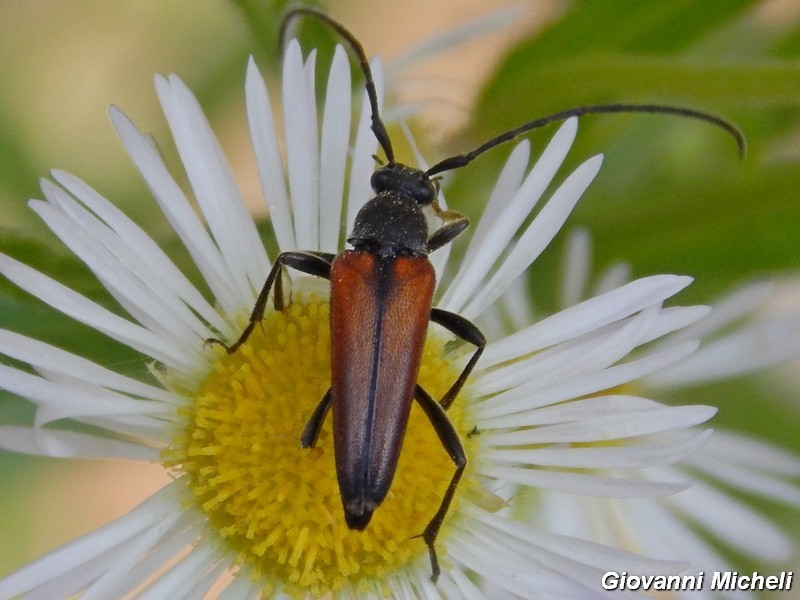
[207,251,333,354]
[426,214,469,254]
[430,308,486,410]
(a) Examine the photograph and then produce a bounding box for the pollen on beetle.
[162,285,478,596]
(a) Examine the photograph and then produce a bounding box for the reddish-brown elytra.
[210,7,745,582]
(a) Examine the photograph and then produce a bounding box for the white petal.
[479,466,689,497]
[699,429,800,476]
[437,567,484,600]
[387,570,441,600]
[448,529,600,599]
[645,313,800,387]
[482,394,662,425]
[401,124,452,284]
[109,106,241,318]
[470,505,688,576]
[346,57,384,232]
[451,506,682,599]
[688,446,800,505]
[217,572,262,599]
[80,515,184,600]
[461,153,602,319]
[318,46,352,253]
[666,474,795,562]
[0,426,158,460]
[138,542,220,598]
[477,342,700,421]
[0,488,175,598]
[559,227,592,309]
[78,415,168,443]
[155,73,268,298]
[184,562,232,599]
[246,57,294,252]
[0,363,171,418]
[483,429,713,469]
[101,521,200,598]
[0,254,192,371]
[480,401,714,440]
[0,329,178,403]
[440,120,578,314]
[644,305,711,341]
[663,281,773,345]
[283,41,320,250]
[442,140,531,299]
[482,274,693,367]
[49,170,229,335]
[30,195,205,354]
[594,261,632,296]
[613,499,739,598]
[475,305,664,396]
[493,275,536,332]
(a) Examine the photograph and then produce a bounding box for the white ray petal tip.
[665,482,691,496]
[585,152,604,172]
[690,406,718,425]
[284,38,303,61]
[692,304,712,319]
[48,168,68,182]
[108,103,123,120]
[108,104,136,135]
[554,115,578,138]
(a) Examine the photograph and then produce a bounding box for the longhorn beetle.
[210,7,745,582]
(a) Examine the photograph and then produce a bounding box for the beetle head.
[371,164,436,206]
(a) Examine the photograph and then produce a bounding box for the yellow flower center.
[163,287,477,597]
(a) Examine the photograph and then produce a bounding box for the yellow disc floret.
[163,288,477,597]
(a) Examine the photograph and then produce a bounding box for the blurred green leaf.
[232,0,328,62]
[461,0,800,305]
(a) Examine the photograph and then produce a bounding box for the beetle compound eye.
[413,179,436,206]
[370,167,392,193]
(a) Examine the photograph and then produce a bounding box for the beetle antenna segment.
[425,103,746,177]
[280,8,396,164]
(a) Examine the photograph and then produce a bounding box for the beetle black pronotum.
[209,7,744,582]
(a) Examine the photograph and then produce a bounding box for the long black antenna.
[280,7,396,164]
[280,9,746,178]
[426,104,746,176]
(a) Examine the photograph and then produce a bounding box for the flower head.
[1,38,721,598]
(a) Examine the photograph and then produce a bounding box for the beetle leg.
[207,251,333,354]
[413,385,467,583]
[273,251,335,311]
[426,215,469,253]
[430,308,486,410]
[300,388,332,448]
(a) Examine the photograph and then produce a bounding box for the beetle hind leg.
[413,385,467,582]
[300,389,332,448]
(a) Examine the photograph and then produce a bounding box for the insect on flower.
[209,7,746,582]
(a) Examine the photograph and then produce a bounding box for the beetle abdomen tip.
[344,500,375,530]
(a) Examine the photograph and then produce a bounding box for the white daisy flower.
[524,229,800,598]
[0,36,721,599]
